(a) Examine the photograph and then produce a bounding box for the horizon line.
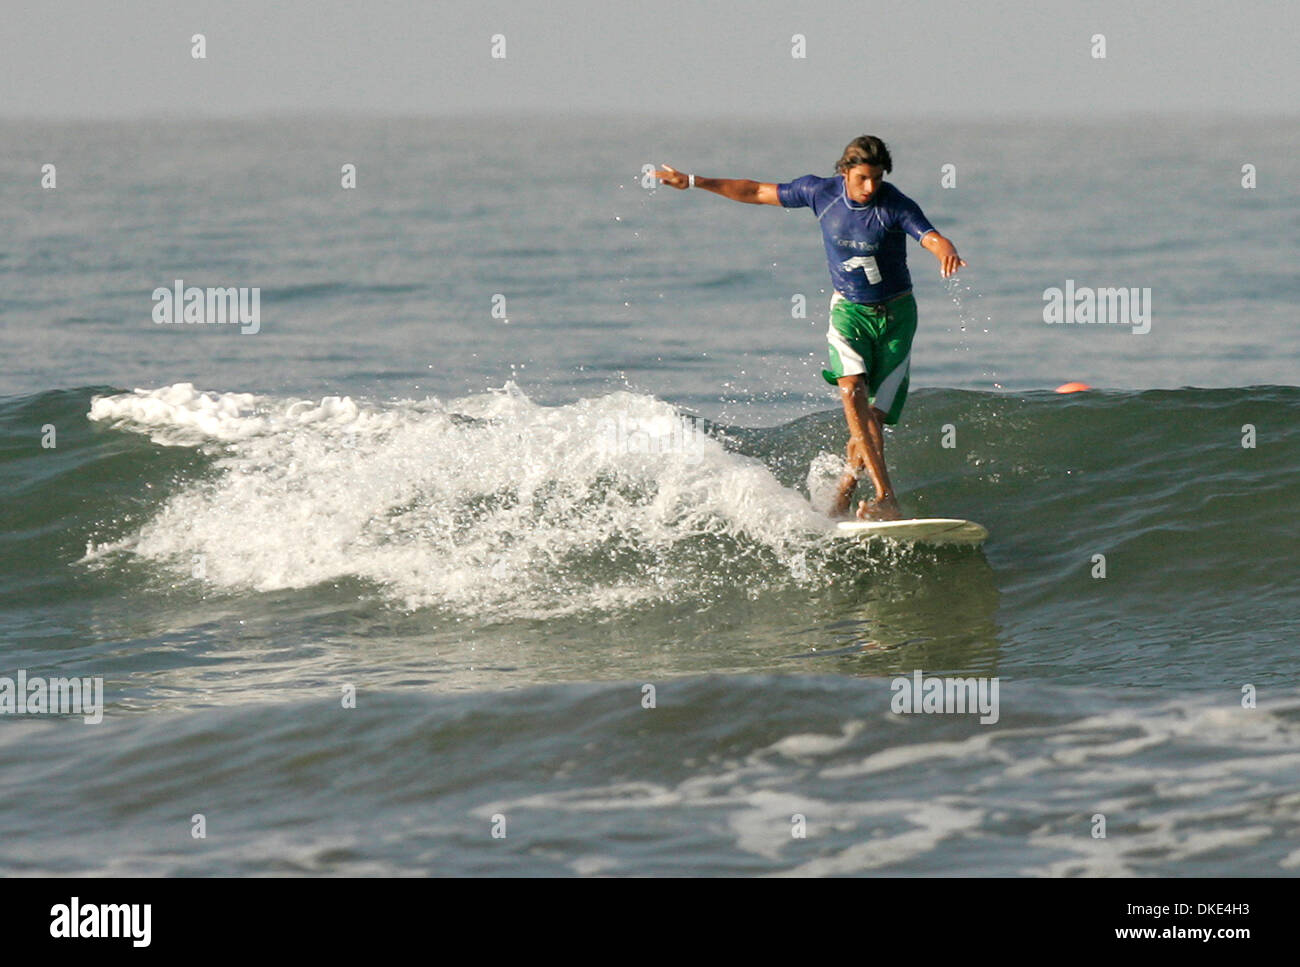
[1,108,1296,125]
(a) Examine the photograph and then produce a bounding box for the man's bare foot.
[856,495,903,521]
[829,470,860,519]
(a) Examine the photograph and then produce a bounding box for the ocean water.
[1,116,1298,875]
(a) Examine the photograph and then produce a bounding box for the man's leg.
[831,375,901,520]
[845,293,915,520]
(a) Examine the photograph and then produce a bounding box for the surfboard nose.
[834,518,989,546]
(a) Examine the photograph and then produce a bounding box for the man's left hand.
[939,252,967,278]
[921,231,968,278]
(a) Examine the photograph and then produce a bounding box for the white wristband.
[688,173,695,189]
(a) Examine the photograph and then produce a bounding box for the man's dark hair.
[835,135,893,174]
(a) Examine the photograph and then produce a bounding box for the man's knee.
[836,374,867,397]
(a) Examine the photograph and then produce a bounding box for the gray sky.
[4,0,1295,119]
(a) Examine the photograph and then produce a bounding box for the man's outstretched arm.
[654,165,782,205]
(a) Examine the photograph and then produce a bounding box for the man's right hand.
[655,165,689,190]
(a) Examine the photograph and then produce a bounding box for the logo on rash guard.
[834,237,878,253]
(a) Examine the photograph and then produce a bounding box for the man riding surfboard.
[655,135,966,521]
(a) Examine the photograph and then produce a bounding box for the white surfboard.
[834,517,988,546]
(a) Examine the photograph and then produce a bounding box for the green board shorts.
[822,289,917,426]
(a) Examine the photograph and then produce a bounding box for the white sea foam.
[86,383,832,617]
[805,451,847,516]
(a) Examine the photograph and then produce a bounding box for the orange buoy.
[1054,381,1092,394]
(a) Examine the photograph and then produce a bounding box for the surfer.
[655,136,965,520]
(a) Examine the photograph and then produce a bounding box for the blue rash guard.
[777,175,936,304]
